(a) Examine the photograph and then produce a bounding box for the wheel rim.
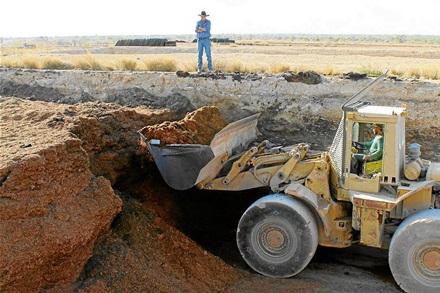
[251,217,297,264]
[409,242,440,286]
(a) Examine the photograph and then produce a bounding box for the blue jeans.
[197,38,213,72]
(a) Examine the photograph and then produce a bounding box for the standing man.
[195,10,213,74]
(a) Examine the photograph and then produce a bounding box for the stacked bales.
[115,38,176,47]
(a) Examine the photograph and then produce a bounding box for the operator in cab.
[352,123,384,175]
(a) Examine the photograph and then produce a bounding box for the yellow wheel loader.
[143,74,440,292]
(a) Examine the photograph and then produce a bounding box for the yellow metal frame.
[193,105,437,249]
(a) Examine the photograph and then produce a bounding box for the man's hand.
[363,155,371,161]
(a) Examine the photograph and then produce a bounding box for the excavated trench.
[0,97,402,292]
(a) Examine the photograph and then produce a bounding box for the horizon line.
[2,33,440,40]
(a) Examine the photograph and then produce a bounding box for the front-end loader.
[142,74,440,292]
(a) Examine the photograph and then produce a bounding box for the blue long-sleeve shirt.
[195,19,211,39]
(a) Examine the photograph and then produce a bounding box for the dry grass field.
[1,39,440,79]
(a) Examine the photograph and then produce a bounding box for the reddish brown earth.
[139,106,227,145]
[0,99,245,292]
[79,194,240,292]
[0,99,120,292]
[0,97,171,292]
[69,104,174,184]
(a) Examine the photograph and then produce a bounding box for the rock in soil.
[343,72,368,81]
[283,71,322,84]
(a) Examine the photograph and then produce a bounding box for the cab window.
[350,123,384,177]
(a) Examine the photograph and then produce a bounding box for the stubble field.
[1,39,440,79]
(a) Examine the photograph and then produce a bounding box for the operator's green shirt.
[361,135,384,161]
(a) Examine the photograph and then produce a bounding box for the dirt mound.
[0,97,174,291]
[0,97,240,292]
[70,105,174,184]
[0,98,122,291]
[79,194,239,292]
[139,106,227,145]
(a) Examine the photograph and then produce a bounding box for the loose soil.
[139,106,227,145]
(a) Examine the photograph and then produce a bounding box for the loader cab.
[340,105,406,193]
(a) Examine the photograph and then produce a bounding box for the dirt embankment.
[0,98,242,292]
[0,97,177,291]
[0,98,122,291]
[1,68,439,159]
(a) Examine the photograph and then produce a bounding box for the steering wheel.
[352,141,366,151]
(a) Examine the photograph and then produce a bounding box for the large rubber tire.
[389,209,440,293]
[236,193,318,278]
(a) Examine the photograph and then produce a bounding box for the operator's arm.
[360,139,373,149]
[365,136,384,161]
[195,21,200,33]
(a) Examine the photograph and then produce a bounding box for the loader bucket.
[147,142,214,190]
[143,113,260,190]
[210,113,260,156]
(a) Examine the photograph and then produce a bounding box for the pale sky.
[1,0,439,37]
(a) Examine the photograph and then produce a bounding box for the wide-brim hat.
[199,11,209,16]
